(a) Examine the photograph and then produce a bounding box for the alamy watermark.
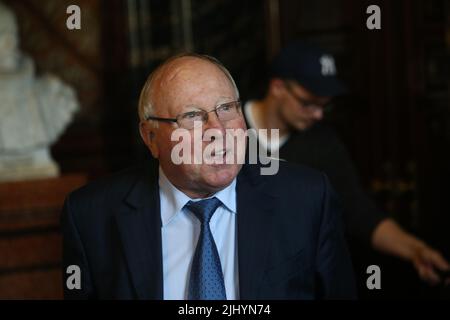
[169,122,280,175]
[66,264,81,290]
[366,264,381,290]
[66,5,81,30]
[366,5,381,30]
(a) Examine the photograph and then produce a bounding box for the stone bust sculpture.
[0,2,79,182]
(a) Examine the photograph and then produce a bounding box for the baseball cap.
[270,41,348,97]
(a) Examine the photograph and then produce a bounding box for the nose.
[202,111,226,141]
[204,111,225,130]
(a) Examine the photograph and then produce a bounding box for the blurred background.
[0,0,449,299]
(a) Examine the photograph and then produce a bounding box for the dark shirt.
[243,105,386,245]
[278,124,386,245]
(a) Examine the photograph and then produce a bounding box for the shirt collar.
[158,167,237,227]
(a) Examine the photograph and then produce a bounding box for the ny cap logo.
[319,54,336,76]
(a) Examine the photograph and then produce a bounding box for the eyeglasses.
[145,100,242,130]
[283,81,334,113]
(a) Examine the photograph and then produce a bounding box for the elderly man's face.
[141,57,247,198]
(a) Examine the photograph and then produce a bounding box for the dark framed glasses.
[283,81,334,113]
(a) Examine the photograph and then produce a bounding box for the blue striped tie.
[186,197,227,300]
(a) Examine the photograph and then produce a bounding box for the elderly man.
[62,53,356,299]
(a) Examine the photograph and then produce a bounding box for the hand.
[408,240,450,285]
[372,218,450,285]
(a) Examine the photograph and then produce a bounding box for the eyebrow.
[181,97,236,111]
[182,104,203,112]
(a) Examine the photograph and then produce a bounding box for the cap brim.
[297,75,348,97]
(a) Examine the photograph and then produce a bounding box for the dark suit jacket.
[61,161,356,299]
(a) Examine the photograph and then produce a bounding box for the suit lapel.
[114,165,163,299]
[113,163,276,300]
[237,165,276,299]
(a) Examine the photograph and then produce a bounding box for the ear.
[139,121,160,158]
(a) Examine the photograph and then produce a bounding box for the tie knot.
[185,197,222,224]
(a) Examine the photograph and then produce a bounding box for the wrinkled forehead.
[152,57,236,112]
[158,57,232,90]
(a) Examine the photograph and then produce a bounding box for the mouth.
[208,148,230,164]
[212,149,227,156]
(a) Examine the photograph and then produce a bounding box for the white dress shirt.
[159,167,239,300]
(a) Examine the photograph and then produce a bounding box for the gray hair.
[137,53,240,123]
